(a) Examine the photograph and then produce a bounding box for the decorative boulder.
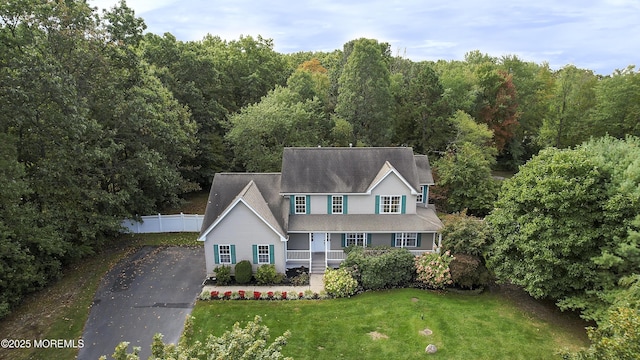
[425,344,437,354]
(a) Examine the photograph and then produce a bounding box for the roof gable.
[280,147,422,194]
[199,174,286,240]
[198,180,286,241]
[367,161,418,194]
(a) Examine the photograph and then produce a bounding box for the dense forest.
[1,0,639,331]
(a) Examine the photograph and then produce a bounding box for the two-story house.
[198,147,443,276]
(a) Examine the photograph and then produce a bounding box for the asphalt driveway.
[78,246,204,360]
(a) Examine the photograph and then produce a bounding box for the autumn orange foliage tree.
[475,66,520,152]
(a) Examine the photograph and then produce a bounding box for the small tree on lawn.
[101,315,292,360]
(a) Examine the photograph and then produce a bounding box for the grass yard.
[189,289,588,360]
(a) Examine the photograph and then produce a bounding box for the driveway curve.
[78,246,204,360]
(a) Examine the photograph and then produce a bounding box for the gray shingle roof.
[280,147,421,193]
[200,148,441,239]
[414,155,434,185]
[288,207,443,232]
[199,173,286,238]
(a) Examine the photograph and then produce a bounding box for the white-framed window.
[417,186,424,203]
[395,233,417,247]
[332,195,343,214]
[380,195,401,214]
[219,244,232,264]
[257,244,270,264]
[345,233,365,247]
[294,195,307,214]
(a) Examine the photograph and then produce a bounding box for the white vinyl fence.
[121,213,204,233]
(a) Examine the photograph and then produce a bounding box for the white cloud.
[87,0,640,74]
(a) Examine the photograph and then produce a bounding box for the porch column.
[437,233,442,253]
[325,232,329,270]
[308,233,313,270]
[284,239,288,264]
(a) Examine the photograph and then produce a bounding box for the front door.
[311,232,326,253]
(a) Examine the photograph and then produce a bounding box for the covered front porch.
[285,232,346,274]
[285,231,441,274]
[285,209,443,274]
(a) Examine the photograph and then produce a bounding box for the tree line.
[1,0,639,320]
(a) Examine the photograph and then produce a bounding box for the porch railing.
[286,250,310,260]
[327,250,346,261]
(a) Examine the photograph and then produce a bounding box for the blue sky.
[90,0,639,75]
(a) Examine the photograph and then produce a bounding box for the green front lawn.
[189,289,587,359]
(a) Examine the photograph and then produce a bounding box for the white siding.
[203,201,285,275]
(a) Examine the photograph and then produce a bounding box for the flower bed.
[199,289,328,301]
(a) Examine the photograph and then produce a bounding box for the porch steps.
[311,252,326,274]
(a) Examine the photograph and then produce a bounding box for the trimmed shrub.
[449,253,492,289]
[323,268,358,298]
[415,251,454,289]
[290,272,309,286]
[255,264,285,285]
[341,247,415,290]
[235,260,253,284]
[214,265,232,286]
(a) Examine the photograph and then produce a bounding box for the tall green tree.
[537,65,598,148]
[487,136,640,322]
[0,0,198,316]
[588,65,640,140]
[497,55,554,168]
[226,86,326,171]
[0,134,64,317]
[393,62,453,154]
[336,38,393,146]
[432,111,498,216]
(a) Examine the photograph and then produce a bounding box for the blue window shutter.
[367,233,372,246]
[306,195,311,214]
[252,245,258,264]
[269,244,275,264]
[344,195,348,214]
[375,195,380,214]
[230,245,237,264]
[214,245,220,264]
[341,234,346,247]
[417,233,422,247]
[422,186,427,203]
[327,195,332,214]
[289,196,295,215]
[391,233,396,247]
[401,195,406,214]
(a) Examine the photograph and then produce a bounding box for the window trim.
[332,195,344,214]
[218,244,232,264]
[395,233,418,248]
[294,195,307,214]
[417,186,424,203]
[345,233,366,247]
[257,244,270,264]
[380,195,402,214]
